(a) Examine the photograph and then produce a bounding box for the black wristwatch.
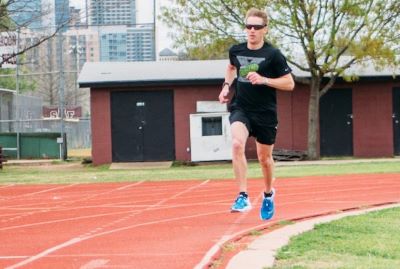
[222,82,230,88]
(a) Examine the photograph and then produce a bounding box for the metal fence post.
[57,32,66,161]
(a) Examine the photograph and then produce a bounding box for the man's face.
[245,16,268,45]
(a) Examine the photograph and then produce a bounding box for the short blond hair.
[245,8,269,26]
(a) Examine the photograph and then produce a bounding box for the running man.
[218,8,295,220]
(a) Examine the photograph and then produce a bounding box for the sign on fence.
[42,106,82,120]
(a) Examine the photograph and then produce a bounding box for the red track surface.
[0,174,399,269]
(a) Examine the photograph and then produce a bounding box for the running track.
[0,174,399,269]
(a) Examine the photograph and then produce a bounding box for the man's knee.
[258,154,274,168]
[232,139,245,155]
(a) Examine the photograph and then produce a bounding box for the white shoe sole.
[231,205,252,212]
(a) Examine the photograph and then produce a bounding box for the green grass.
[270,207,400,269]
[0,160,400,184]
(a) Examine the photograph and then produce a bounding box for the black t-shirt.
[229,42,292,114]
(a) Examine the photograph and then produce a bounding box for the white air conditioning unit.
[190,112,232,162]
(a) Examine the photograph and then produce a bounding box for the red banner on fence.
[42,106,82,119]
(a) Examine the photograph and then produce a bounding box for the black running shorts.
[229,109,277,145]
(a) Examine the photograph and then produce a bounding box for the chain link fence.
[1,15,156,158]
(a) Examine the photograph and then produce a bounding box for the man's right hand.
[219,87,230,103]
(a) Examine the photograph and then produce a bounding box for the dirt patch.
[10,161,86,171]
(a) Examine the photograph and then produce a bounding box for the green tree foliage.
[160,0,269,58]
[0,1,12,31]
[0,68,37,92]
[161,0,400,159]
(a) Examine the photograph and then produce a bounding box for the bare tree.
[0,0,72,67]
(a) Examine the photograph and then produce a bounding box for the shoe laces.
[235,195,247,206]
[263,197,272,207]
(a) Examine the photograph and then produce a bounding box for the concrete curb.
[226,203,400,269]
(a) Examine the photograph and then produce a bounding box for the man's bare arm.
[247,72,295,91]
[219,64,237,103]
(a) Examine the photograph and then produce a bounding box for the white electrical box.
[190,112,232,162]
[196,101,227,113]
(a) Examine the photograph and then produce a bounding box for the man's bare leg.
[257,141,276,220]
[231,122,249,192]
[256,142,275,193]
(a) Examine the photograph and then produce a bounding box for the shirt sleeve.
[272,49,292,77]
[228,46,235,66]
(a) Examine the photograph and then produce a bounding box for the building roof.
[78,59,399,88]
[159,48,177,57]
[78,60,228,88]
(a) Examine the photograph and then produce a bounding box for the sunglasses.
[245,24,266,30]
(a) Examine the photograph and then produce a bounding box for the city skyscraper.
[8,0,42,30]
[55,0,71,30]
[99,26,127,61]
[90,0,136,26]
[127,26,155,62]
[89,0,155,61]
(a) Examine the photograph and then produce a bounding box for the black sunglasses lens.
[245,24,265,30]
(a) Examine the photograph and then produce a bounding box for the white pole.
[15,30,20,159]
[58,32,66,161]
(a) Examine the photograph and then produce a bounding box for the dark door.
[111,90,174,162]
[320,89,353,156]
[393,88,400,155]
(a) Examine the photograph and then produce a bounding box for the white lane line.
[6,180,211,269]
[193,193,264,269]
[80,259,109,269]
[0,198,233,230]
[0,251,205,259]
[5,237,83,269]
[1,181,144,209]
[115,183,143,191]
[79,180,211,238]
[0,209,140,231]
[5,209,227,269]
[4,184,79,200]
[0,256,28,259]
[58,181,145,205]
[0,181,145,225]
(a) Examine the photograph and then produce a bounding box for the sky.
[69,0,174,53]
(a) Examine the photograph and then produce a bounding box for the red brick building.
[79,60,400,165]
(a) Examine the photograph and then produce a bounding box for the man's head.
[245,8,268,45]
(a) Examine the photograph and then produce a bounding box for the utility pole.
[15,30,20,159]
[57,31,66,160]
[74,31,81,105]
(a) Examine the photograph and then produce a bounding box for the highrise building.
[69,6,82,28]
[90,0,136,26]
[8,0,42,30]
[127,26,155,61]
[89,0,155,61]
[55,0,71,30]
[99,26,127,61]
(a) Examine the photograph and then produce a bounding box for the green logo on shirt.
[239,63,259,77]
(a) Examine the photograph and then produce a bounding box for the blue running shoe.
[260,188,275,220]
[231,194,252,212]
